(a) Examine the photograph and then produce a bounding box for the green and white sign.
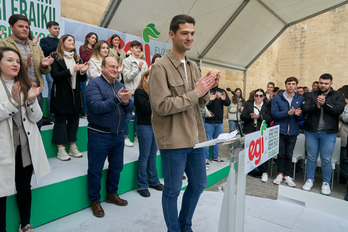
[0,0,61,38]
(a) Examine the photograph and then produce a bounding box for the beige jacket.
[0,80,50,197]
[0,35,50,85]
[149,50,210,149]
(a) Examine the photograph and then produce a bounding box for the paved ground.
[205,120,347,201]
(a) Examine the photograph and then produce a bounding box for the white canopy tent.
[100,0,348,73]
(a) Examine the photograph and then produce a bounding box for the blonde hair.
[136,70,150,94]
[91,40,109,61]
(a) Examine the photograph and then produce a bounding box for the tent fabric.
[101,0,348,71]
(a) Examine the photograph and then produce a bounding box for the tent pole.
[243,70,248,97]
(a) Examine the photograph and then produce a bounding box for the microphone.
[226,87,237,96]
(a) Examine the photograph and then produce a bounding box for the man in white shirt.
[122,40,148,147]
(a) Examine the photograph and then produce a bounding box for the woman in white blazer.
[0,47,50,232]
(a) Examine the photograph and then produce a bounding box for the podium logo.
[248,137,264,165]
[248,120,267,165]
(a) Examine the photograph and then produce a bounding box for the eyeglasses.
[254,94,264,98]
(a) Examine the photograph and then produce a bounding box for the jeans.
[160,147,207,232]
[45,73,53,116]
[305,130,337,183]
[136,125,160,189]
[80,79,88,114]
[340,146,348,178]
[204,122,224,159]
[0,146,33,232]
[228,120,238,132]
[277,134,297,176]
[87,129,124,202]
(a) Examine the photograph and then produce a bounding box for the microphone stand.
[236,95,244,137]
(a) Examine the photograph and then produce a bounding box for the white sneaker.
[261,173,268,183]
[273,174,283,185]
[69,144,83,158]
[321,182,331,195]
[124,138,134,147]
[283,176,296,187]
[57,147,71,161]
[302,179,313,191]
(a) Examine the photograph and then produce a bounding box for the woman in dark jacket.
[50,34,89,161]
[241,88,273,182]
[134,70,163,197]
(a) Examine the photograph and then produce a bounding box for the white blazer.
[0,80,50,197]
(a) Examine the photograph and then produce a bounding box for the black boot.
[345,185,348,201]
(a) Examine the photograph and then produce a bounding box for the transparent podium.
[195,135,246,232]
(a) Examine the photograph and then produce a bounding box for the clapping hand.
[25,53,33,68]
[118,64,124,73]
[118,87,132,104]
[33,35,39,44]
[80,62,90,73]
[294,108,302,116]
[288,107,296,115]
[27,83,43,102]
[41,56,54,68]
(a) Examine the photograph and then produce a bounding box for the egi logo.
[248,121,267,165]
[248,137,264,165]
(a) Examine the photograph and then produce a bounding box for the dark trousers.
[87,129,124,202]
[277,134,297,176]
[0,146,33,232]
[52,113,79,145]
[259,160,269,173]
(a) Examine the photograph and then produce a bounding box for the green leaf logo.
[260,120,267,136]
[143,23,160,43]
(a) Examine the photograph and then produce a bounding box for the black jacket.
[301,88,345,133]
[205,87,230,124]
[50,53,87,115]
[240,100,273,134]
[134,88,152,125]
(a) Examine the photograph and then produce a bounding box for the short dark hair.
[130,40,142,48]
[319,73,333,81]
[267,82,275,87]
[312,81,319,85]
[47,21,59,29]
[101,58,106,67]
[8,14,30,26]
[285,76,298,84]
[273,87,280,93]
[151,53,161,64]
[297,86,304,90]
[170,14,195,34]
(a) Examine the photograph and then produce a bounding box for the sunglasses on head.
[254,94,264,98]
